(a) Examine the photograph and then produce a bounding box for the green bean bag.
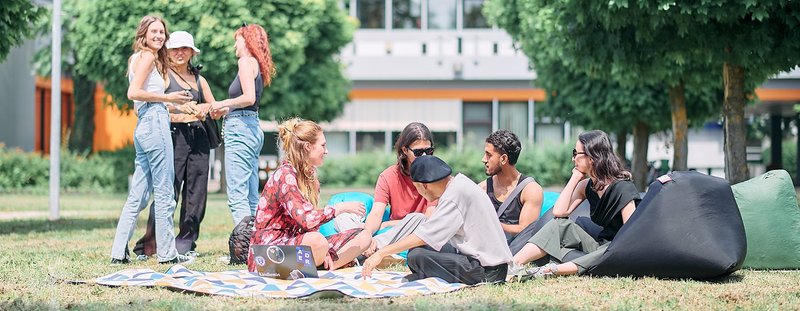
[731,170,800,269]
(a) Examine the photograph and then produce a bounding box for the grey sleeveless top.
[228,70,263,112]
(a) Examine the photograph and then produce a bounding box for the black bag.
[195,74,222,149]
[228,215,255,265]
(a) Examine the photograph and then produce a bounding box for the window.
[498,102,528,140]
[535,123,564,144]
[357,0,385,29]
[356,131,386,152]
[463,102,492,150]
[392,0,421,29]
[261,132,279,156]
[427,0,456,30]
[463,0,489,28]
[325,131,350,155]
[432,131,457,150]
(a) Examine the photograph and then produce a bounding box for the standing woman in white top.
[110,15,196,265]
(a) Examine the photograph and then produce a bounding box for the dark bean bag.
[731,170,800,269]
[585,171,747,279]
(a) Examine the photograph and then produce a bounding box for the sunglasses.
[572,149,586,158]
[409,147,435,157]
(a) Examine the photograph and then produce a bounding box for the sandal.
[508,263,558,283]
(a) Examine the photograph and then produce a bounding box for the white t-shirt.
[415,174,513,267]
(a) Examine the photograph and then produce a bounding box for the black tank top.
[486,174,530,225]
[228,70,263,112]
[166,72,200,102]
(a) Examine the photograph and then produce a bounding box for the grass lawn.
[0,190,798,310]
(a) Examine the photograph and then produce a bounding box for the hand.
[361,251,384,279]
[166,90,193,104]
[176,101,199,115]
[362,238,378,257]
[195,103,211,120]
[571,167,586,180]
[334,201,365,217]
[323,253,335,271]
[210,106,229,119]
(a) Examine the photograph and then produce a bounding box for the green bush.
[0,145,134,193]
[762,139,797,181]
[317,142,574,188]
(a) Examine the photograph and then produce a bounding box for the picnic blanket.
[85,265,470,299]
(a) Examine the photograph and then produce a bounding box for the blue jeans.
[110,103,178,262]
[224,110,264,226]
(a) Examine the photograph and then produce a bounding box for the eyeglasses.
[572,149,586,158]
[409,147,435,157]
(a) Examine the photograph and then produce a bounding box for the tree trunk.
[632,121,650,191]
[615,129,629,169]
[722,62,750,184]
[67,73,95,154]
[669,81,688,171]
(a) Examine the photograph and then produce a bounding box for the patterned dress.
[247,162,363,271]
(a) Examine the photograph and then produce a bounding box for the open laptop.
[251,245,319,280]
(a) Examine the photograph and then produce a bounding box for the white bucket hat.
[166,31,201,53]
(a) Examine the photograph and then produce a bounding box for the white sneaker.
[160,254,194,265]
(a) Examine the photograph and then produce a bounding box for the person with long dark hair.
[508,130,640,280]
[132,31,216,259]
[110,16,196,265]
[210,23,275,227]
[333,122,438,259]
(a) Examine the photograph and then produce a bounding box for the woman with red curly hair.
[211,23,275,227]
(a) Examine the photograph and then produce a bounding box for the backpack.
[228,216,255,265]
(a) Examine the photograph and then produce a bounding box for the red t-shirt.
[374,165,433,220]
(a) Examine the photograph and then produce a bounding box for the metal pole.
[49,0,62,221]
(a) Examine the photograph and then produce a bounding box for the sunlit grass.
[0,191,798,310]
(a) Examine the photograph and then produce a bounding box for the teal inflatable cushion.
[541,191,558,216]
[731,170,800,269]
[319,192,387,237]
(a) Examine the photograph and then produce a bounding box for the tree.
[33,0,95,154]
[485,0,722,175]
[534,61,718,190]
[0,0,45,62]
[72,0,355,123]
[486,0,720,188]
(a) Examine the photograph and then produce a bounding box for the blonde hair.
[278,117,323,207]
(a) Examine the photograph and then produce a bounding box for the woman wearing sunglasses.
[334,122,439,259]
[507,130,640,280]
[210,23,275,227]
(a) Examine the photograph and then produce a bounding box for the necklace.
[170,68,196,92]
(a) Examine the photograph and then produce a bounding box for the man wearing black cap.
[361,155,513,284]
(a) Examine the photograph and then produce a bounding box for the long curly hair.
[278,117,323,207]
[235,24,275,85]
[131,15,169,80]
[579,130,632,192]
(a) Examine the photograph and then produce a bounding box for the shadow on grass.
[0,217,117,235]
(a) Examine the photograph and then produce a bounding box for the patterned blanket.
[86,265,470,299]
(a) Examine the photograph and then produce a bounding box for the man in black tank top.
[478,130,544,242]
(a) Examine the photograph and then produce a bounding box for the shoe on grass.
[110,257,130,265]
[184,251,200,258]
[135,254,149,262]
[507,263,558,283]
[159,254,194,265]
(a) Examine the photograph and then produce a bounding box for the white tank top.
[128,52,167,112]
